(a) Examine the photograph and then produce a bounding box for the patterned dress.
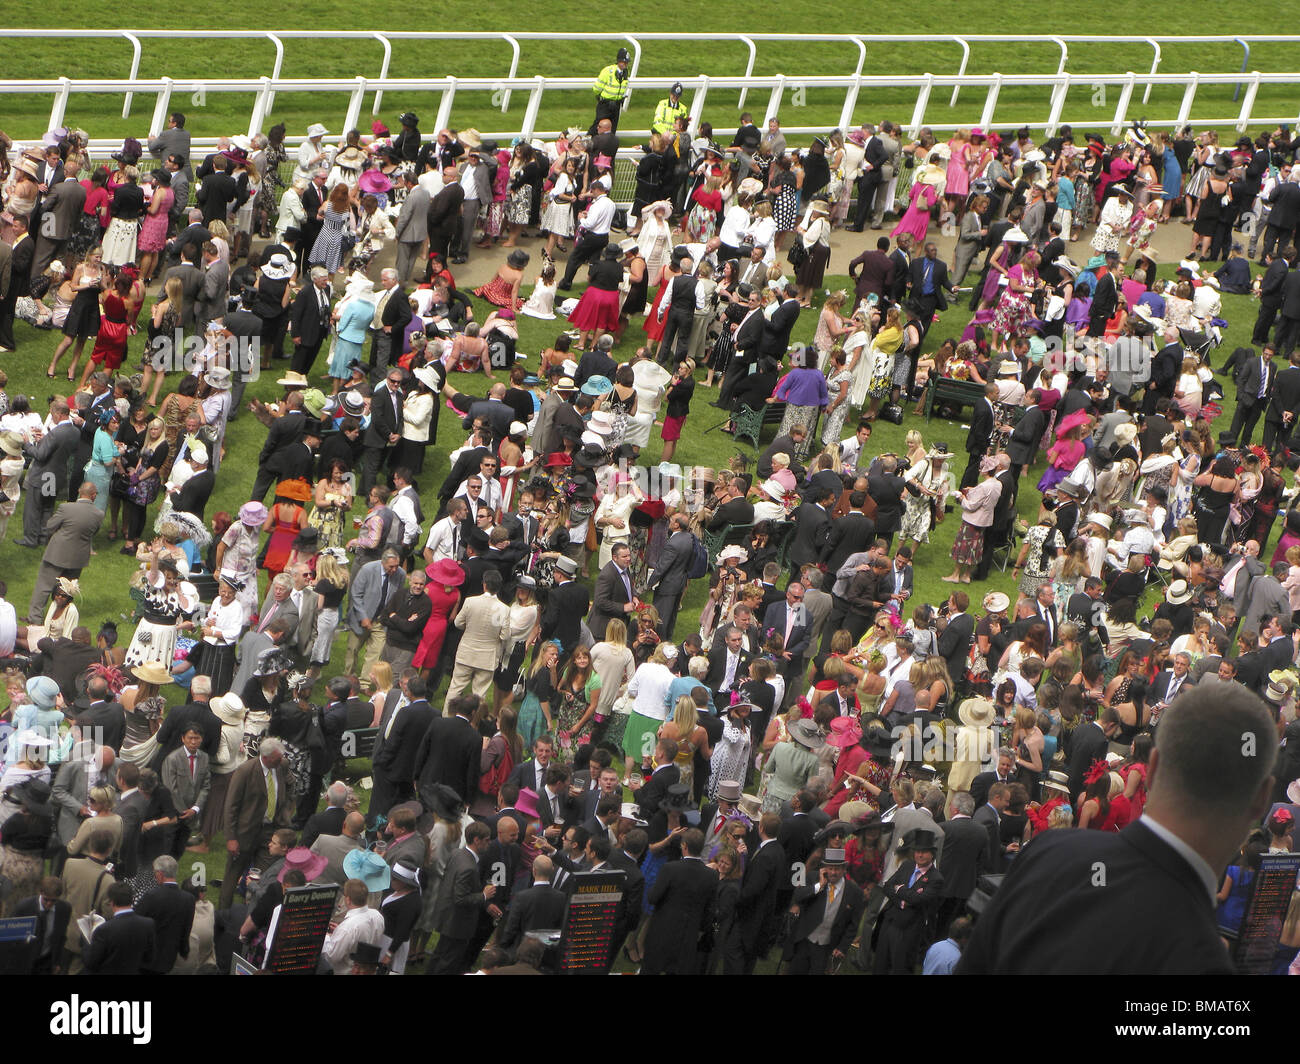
[821,368,853,445]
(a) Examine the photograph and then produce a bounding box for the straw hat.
[1002,227,1029,243]
[1086,512,1113,532]
[131,662,174,687]
[334,146,366,170]
[306,123,329,139]
[459,128,483,150]
[1165,579,1193,605]
[983,591,1010,614]
[957,696,996,728]
[276,370,310,388]
[1042,770,1071,795]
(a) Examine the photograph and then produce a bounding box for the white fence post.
[434,76,457,133]
[122,32,142,120]
[1110,73,1136,135]
[736,36,757,112]
[949,36,971,107]
[624,37,642,110]
[501,34,521,113]
[688,76,709,134]
[371,33,393,116]
[249,77,273,138]
[1175,74,1199,131]
[149,78,174,140]
[763,75,785,128]
[520,76,545,140]
[344,77,367,137]
[1236,72,1261,131]
[1045,73,1070,137]
[49,77,71,133]
[979,74,1001,131]
[1143,38,1162,105]
[907,75,933,140]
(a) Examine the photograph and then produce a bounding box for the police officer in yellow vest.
[652,82,688,137]
[592,48,632,134]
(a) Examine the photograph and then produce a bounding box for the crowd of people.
[0,62,1298,977]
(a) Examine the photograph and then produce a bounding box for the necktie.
[1259,362,1268,399]
[188,753,196,780]
[723,651,737,692]
[261,603,278,631]
[1167,677,1180,702]
[618,567,632,601]
[265,769,276,822]
[385,702,402,739]
[375,574,391,617]
[827,884,836,907]
[923,260,933,294]
[909,868,922,888]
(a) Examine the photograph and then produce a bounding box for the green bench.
[923,376,989,421]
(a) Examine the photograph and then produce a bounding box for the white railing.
[2,30,1299,132]
[5,68,1300,157]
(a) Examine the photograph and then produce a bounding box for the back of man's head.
[1149,682,1275,822]
[343,811,366,837]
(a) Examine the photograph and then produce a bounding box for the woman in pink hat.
[412,558,465,680]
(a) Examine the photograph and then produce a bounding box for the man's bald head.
[342,811,366,837]
[532,854,554,881]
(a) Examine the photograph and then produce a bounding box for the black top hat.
[350,941,383,966]
[466,527,491,551]
[661,783,693,812]
[902,827,940,852]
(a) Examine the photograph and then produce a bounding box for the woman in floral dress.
[123,556,196,670]
[1122,199,1161,266]
[308,458,353,550]
[900,447,950,549]
[707,698,753,800]
[992,249,1041,352]
[820,349,853,446]
[554,646,601,758]
[255,124,289,238]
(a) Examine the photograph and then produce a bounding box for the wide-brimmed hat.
[516,787,542,819]
[826,717,863,749]
[210,693,246,726]
[1261,678,1285,704]
[983,591,1010,614]
[1112,184,1134,198]
[261,252,294,281]
[343,848,393,891]
[13,156,40,178]
[24,675,60,710]
[716,544,749,565]
[957,696,996,728]
[306,123,329,139]
[221,146,248,165]
[358,169,393,195]
[276,370,310,389]
[1042,770,1071,795]
[1133,304,1165,329]
[333,146,366,170]
[760,478,788,503]
[239,501,268,526]
[1002,227,1029,243]
[0,430,24,458]
[790,719,825,751]
[279,846,329,883]
[423,783,465,822]
[203,366,233,390]
[11,778,52,817]
[411,365,441,392]
[131,661,174,687]
[275,478,312,503]
[300,389,328,419]
[112,137,142,163]
[340,390,367,417]
[253,647,294,677]
[1165,579,1193,605]
[427,558,466,588]
[390,861,421,888]
[1086,511,1112,532]
[1085,255,1106,270]
[581,375,613,398]
[458,128,483,150]
[1052,256,1078,277]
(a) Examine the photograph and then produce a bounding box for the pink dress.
[137,188,174,253]
[945,142,971,198]
[891,182,937,244]
[411,583,461,669]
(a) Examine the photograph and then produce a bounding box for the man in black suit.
[288,267,332,376]
[706,475,755,534]
[1227,343,1277,447]
[783,847,867,974]
[872,827,944,974]
[961,385,998,488]
[135,856,195,974]
[847,236,895,301]
[1004,394,1047,481]
[1149,652,1197,710]
[968,748,1017,810]
[756,428,808,481]
[630,741,680,817]
[196,157,247,227]
[960,684,1276,974]
[425,166,465,265]
[1264,348,1300,452]
[427,822,493,974]
[648,513,696,641]
[887,235,913,305]
[787,487,833,579]
[12,876,72,974]
[361,368,405,496]
[295,171,328,274]
[1254,249,1292,345]
[821,491,875,573]
[705,625,753,696]
[414,694,481,807]
[867,457,909,548]
[718,289,767,408]
[1277,265,1300,359]
[75,676,126,754]
[851,125,889,232]
[588,543,637,641]
[370,676,436,823]
[641,828,717,974]
[934,792,990,937]
[973,782,1014,873]
[936,591,974,687]
[724,812,786,974]
[575,334,618,389]
[248,393,307,503]
[0,215,35,352]
[83,882,156,975]
[908,242,956,341]
[1262,173,1300,262]
[758,284,801,359]
[538,556,589,654]
[607,830,647,959]
[18,399,80,548]
[1066,706,1122,800]
[655,253,701,365]
[496,854,568,952]
[1087,250,1121,339]
[300,781,350,849]
[777,789,819,878]
[372,268,413,375]
[507,736,556,798]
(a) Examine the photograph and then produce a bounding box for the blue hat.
[25,675,60,710]
[343,849,392,892]
[580,375,613,396]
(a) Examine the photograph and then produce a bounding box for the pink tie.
[189,754,196,779]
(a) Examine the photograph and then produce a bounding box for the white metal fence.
[3,30,1300,154]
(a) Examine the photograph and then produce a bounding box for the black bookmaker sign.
[264,885,339,974]
[558,870,625,974]
[1235,852,1300,975]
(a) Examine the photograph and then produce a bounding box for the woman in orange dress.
[260,479,311,578]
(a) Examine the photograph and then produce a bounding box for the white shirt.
[425,515,461,562]
[459,164,481,199]
[389,489,420,544]
[457,476,501,515]
[718,205,751,247]
[582,194,616,236]
[0,597,16,658]
[203,597,244,646]
[320,905,385,976]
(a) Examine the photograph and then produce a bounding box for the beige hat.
[1165,579,1193,605]
[459,128,483,150]
[983,591,1010,614]
[1086,512,1112,532]
[957,696,996,728]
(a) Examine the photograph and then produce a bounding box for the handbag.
[787,240,808,269]
[880,404,904,425]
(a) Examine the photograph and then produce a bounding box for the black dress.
[63,271,105,340]
[1195,483,1235,544]
[621,257,649,317]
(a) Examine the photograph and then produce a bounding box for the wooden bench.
[923,377,989,421]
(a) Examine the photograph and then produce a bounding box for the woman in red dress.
[413,558,465,677]
[567,244,625,351]
[1077,760,1133,831]
[261,479,311,578]
[472,249,528,309]
[78,273,133,390]
[641,259,678,345]
[823,715,894,817]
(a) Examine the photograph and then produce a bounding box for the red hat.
[544,452,573,469]
[425,558,465,587]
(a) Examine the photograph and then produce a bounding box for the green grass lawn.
[6,4,1300,143]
